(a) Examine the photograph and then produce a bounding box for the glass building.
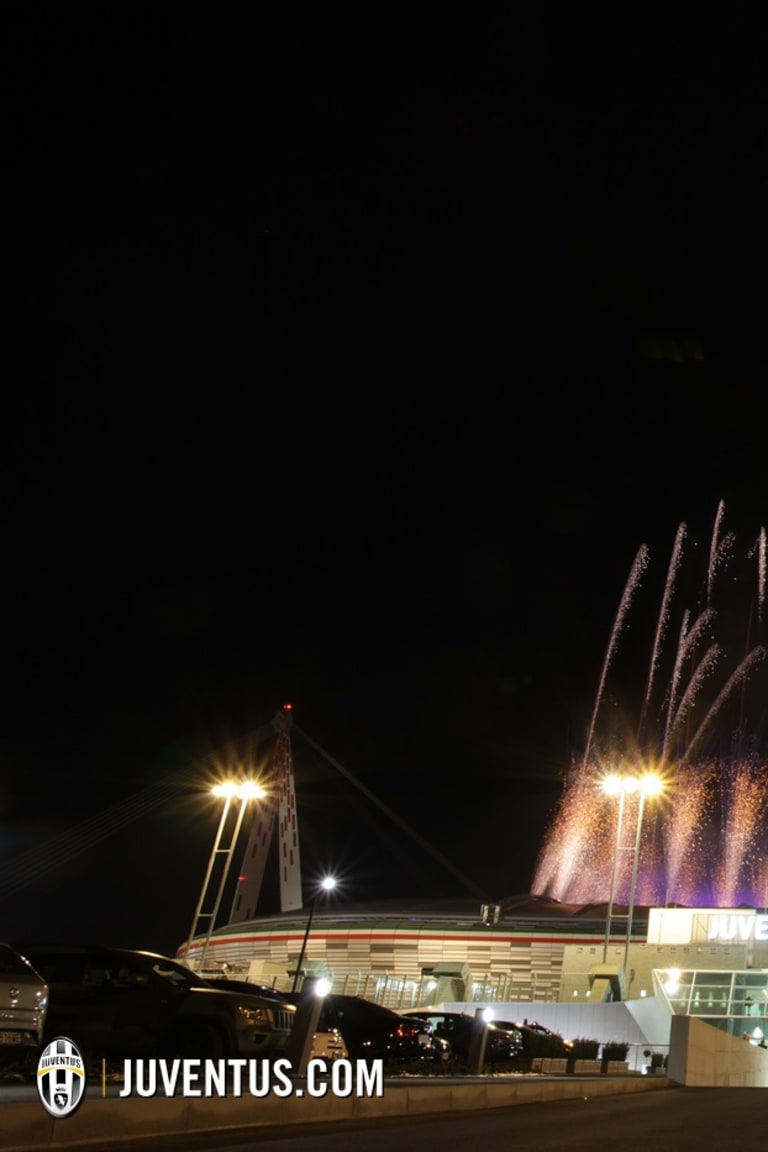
[653,967,768,1043]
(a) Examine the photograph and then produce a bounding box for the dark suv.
[284,992,451,1066]
[20,945,295,1062]
[494,1018,572,1058]
[400,1009,524,1062]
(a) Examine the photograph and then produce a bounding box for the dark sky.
[3,9,768,956]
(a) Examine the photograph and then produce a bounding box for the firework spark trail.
[707,500,726,608]
[662,643,722,762]
[664,609,690,740]
[751,811,768,907]
[760,529,766,626]
[640,522,686,741]
[635,800,672,907]
[663,764,714,905]
[682,647,768,769]
[532,768,588,896]
[636,809,665,907]
[714,532,735,585]
[533,504,768,908]
[663,608,716,755]
[714,765,768,906]
[541,782,648,906]
[532,764,610,900]
[581,544,649,773]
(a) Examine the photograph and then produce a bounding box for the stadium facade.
[179,713,768,1049]
[179,897,768,1051]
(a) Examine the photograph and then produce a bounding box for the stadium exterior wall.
[177,900,756,1008]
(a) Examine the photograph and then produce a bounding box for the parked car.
[201,976,289,1001]
[284,992,451,1065]
[0,943,48,1062]
[493,1018,572,1058]
[203,975,348,1061]
[400,1008,524,1062]
[19,945,295,1062]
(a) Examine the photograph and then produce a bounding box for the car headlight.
[238,1005,269,1025]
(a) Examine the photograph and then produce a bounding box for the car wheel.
[166,1023,226,1060]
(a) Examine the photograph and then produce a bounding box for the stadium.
[178,711,768,1065]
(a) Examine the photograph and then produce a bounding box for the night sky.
[3,10,768,957]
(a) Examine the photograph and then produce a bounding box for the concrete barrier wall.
[668,1015,768,1087]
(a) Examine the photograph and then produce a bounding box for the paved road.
[80,1086,765,1152]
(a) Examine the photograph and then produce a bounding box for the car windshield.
[94,953,210,989]
[149,958,203,987]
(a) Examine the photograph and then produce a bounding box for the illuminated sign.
[706,914,768,942]
[647,907,768,945]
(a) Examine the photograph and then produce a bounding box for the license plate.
[0,1032,22,1045]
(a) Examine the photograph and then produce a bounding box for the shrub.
[601,1041,629,1062]
[569,1037,600,1060]
[540,1032,570,1058]
[523,1030,569,1058]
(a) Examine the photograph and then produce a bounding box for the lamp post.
[291,876,336,993]
[623,774,663,979]
[184,780,265,971]
[601,775,628,965]
[600,773,663,985]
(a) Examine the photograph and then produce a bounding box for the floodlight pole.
[184,792,235,968]
[603,790,627,964]
[184,782,264,972]
[623,790,648,982]
[198,795,252,972]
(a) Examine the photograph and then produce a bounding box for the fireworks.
[533,501,768,908]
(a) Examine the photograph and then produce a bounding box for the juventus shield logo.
[37,1037,86,1118]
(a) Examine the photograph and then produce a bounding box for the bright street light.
[600,772,664,991]
[184,780,265,970]
[291,876,336,994]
